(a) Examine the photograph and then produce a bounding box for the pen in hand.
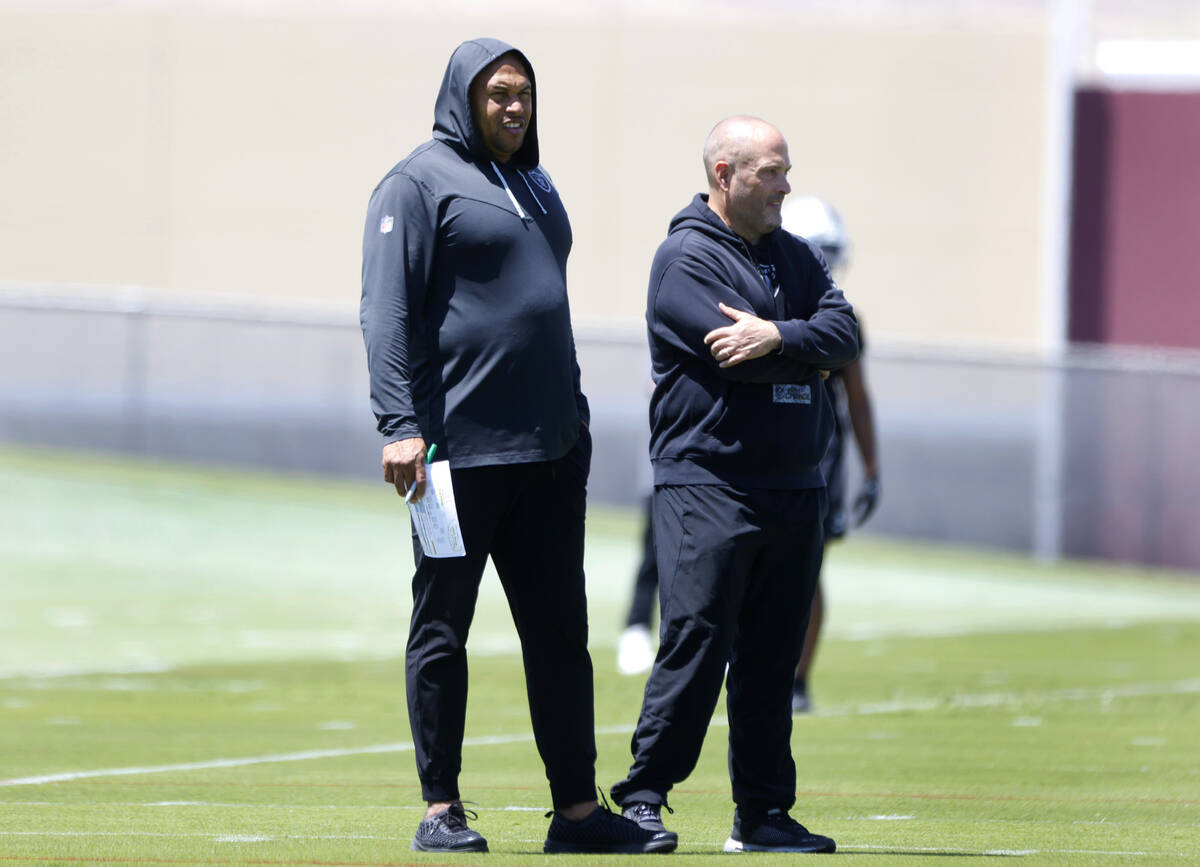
[405,442,437,504]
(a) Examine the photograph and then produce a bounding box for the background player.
[781,196,881,713]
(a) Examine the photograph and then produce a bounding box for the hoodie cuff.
[775,319,805,357]
[381,421,422,443]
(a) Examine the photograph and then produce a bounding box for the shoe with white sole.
[723,807,835,853]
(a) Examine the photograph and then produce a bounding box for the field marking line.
[0,662,173,681]
[0,742,412,787]
[809,789,1200,807]
[851,845,1200,859]
[0,800,552,811]
[3,832,1195,860]
[0,831,403,841]
[817,677,1200,717]
[8,796,1199,813]
[0,801,416,810]
[0,857,419,866]
[451,839,1200,859]
[4,677,1198,788]
[0,726,627,787]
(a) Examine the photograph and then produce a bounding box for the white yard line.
[3,680,1198,788]
[0,743,412,787]
[6,801,1197,828]
[0,797,554,811]
[0,662,175,681]
[818,677,1200,717]
[0,832,1195,858]
[0,831,401,840]
[852,845,1200,859]
[0,725,627,787]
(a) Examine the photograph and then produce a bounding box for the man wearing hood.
[609,116,858,853]
[361,39,674,855]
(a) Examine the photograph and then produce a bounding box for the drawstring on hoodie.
[490,162,530,221]
[519,171,548,215]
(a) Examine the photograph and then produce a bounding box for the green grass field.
[2,445,1199,865]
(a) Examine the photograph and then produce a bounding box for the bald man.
[609,117,858,854]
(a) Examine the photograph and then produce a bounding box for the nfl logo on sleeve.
[380,215,394,234]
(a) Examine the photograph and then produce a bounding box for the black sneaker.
[411,801,488,853]
[723,807,835,853]
[621,801,677,843]
[544,803,678,854]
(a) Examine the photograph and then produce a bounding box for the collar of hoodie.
[490,161,548,221]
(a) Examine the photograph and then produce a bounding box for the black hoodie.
[648,194,859,489]
[360,38,588,468]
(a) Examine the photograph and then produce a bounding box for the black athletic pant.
[611,483,826,813]
[405,431,596,809]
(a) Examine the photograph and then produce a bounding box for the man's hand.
[382,437,427,502]
[853,475,881,526]
[704,302,782,368]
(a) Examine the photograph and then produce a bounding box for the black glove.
[852,476,880,526]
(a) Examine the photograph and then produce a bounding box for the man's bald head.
[702,116,782,189]
[701,116,792,244]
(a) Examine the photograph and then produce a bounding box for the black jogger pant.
[405,431,596,809]
[610,482,827,813]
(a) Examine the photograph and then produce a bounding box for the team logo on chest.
[527,167,554,193]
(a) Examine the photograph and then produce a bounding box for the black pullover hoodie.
[361,38,588,468]
[648,194,860,489]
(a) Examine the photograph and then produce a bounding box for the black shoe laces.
[443,801,479,831]
[629,801,673,821]
[764,808,804,831]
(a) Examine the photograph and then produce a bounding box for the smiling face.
[721,131,792,244]
[704,118,793,244]
[469,54,532,163]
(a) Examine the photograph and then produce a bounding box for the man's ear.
[713,160,733,192]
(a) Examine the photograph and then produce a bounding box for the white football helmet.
[781,196,849,273]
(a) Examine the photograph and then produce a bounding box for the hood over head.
[433,38,540,168]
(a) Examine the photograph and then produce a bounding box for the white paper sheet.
[407,460,466,558]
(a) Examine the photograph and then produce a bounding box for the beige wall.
[0,2,1051,347]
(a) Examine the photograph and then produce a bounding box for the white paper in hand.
[408,461,466,558]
